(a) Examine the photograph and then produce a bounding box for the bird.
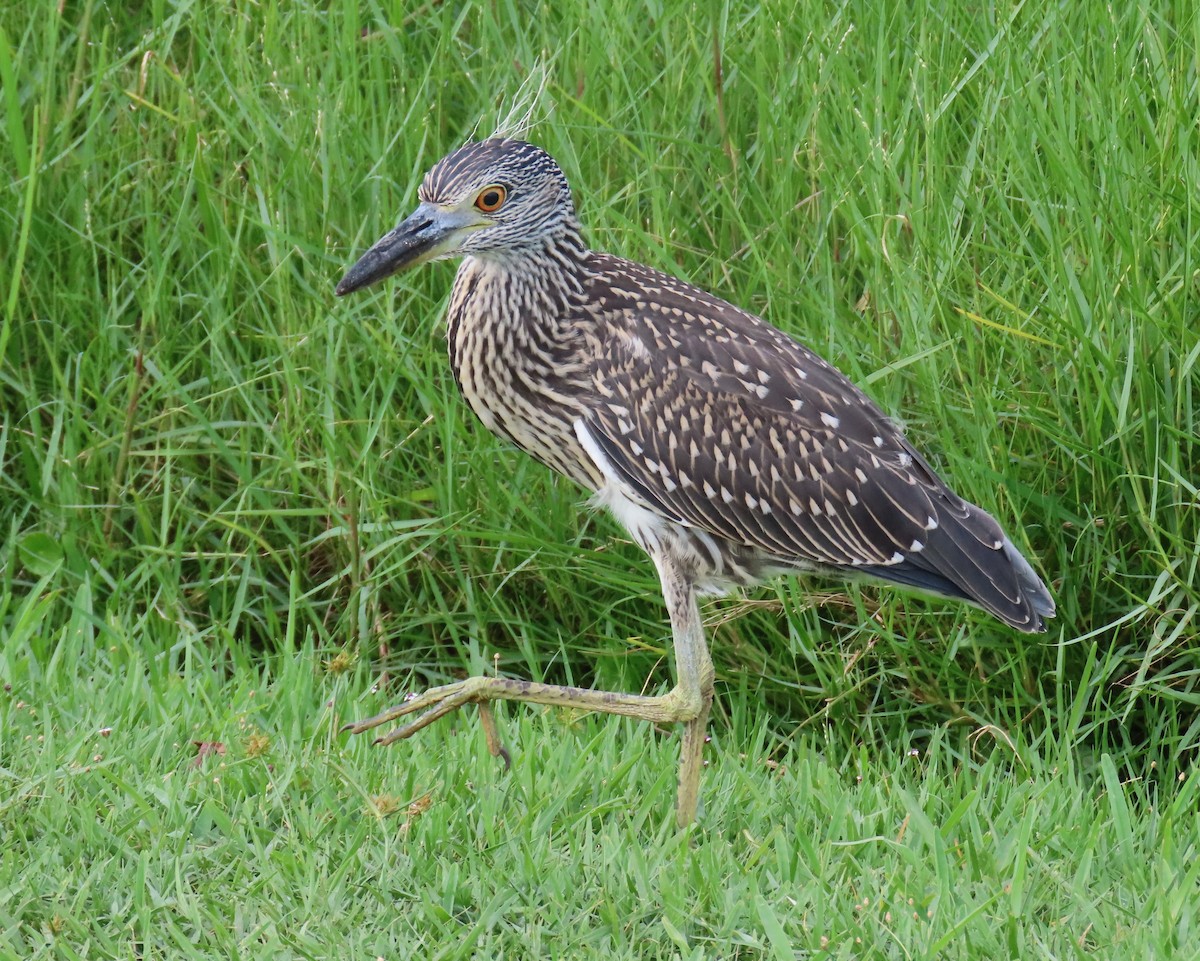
[334,137,1055,828]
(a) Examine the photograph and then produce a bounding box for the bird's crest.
[484,59,554,143]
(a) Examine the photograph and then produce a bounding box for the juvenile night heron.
[335,138,1054,827]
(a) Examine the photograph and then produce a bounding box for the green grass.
[6,627,1200,958]
[1,0,1197,957]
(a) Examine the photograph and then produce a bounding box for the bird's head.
[335,138,578,296]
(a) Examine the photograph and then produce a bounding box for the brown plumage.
[336,138,1055,826]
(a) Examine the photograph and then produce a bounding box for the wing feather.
[576,253,1053,630]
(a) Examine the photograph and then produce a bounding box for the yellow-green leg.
[343,549,714,827]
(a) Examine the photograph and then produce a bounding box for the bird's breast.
[445,260,604,491]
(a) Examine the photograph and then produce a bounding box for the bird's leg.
[652,554,715,829]
[342,553,714,828]
[677,696,713,826]
[343,675,706,742]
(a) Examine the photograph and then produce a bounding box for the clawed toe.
[341,679,482,745]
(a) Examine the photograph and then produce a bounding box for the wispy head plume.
[488,59,554,142]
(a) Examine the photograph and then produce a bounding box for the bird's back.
[571,253,1054,632]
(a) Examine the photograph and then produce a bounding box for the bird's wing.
[578,254,1046,631]
[586,357,943,568]
[580,255,948,567]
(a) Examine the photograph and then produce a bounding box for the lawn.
[2,1,1197,958]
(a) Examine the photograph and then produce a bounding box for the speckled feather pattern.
[429,139,1053,631]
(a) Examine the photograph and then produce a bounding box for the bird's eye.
[474,185,507,212]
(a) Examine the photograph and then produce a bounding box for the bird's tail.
[856,503,1055,633]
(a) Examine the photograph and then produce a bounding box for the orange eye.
[474,185,507,212]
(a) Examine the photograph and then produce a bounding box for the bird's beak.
[335,202,483,296]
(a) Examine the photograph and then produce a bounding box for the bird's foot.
[342,677,497,746]
[342,673,709,810]
[476,701,512,770]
